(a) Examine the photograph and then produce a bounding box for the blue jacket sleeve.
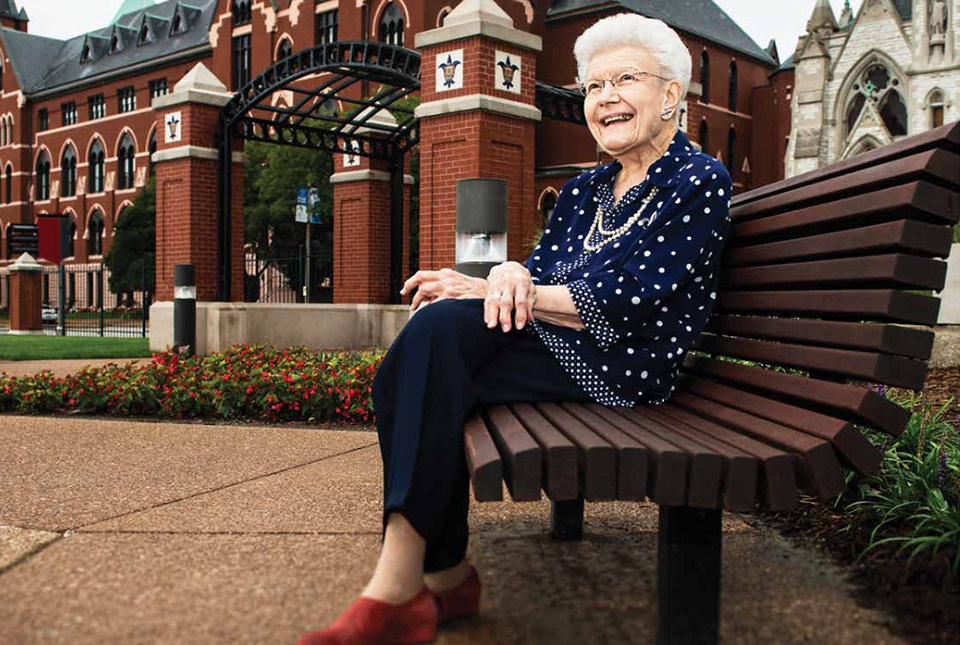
[566,162,732,351]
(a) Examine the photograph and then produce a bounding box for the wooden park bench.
[461,121,959,644]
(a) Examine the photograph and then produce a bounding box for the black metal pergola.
[216,40,586,302]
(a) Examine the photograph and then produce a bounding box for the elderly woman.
[299,12,731,645]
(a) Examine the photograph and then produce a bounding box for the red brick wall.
[9,268,42,331]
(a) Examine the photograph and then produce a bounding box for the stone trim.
[415,20,542,51]
[330,170,416,185]
[153,88,234,109]
[152,146,247,163]
[414,94,541,122]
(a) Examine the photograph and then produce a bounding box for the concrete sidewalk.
[0,415,906,644]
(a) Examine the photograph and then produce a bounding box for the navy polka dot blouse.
[523,129,733,407]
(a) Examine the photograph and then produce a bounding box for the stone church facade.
[786,0,959,177]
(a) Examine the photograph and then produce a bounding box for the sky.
[20,0,863,63]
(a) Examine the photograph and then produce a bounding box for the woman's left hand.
[400,268,486,311]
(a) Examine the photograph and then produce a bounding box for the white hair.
[574,13,692,100]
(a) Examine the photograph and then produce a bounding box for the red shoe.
[297,586,438,645]
[430,565,481,624]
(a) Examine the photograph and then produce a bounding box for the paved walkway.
[0,358,146,378]
[0,415,906,644]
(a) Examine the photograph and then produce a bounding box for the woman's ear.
[662,78,683,114]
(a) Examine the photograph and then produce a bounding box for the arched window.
[5,118,11,147]
[728,61,738,112]
[35,151,50,201]
[277,38,293,60]
[67,219,76,258]
[1,117,5,147]
[929,90,946,128]
[378,2,404,47]
[171,14,182,34]
[148,130,157,178]
[540,191,557,227]
[87,209,105,256]
[5,165,11,204]
[698,119,709,153]
[117,133,136,190]
[61,146,77,198]
[699,51,710,103]
[727,127,736,176]
[231,0,251,26]
[844,61,907,140]
[88,139,105,194]
[110,34,120,53]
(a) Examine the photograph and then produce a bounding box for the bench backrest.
[679,121,959,495]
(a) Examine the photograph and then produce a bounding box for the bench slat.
[655,405,798,511]
[720,254,948,291]
[582,404,689,505]
[636,407,759,512]
[733,121,959,207]
[704,315,935,360]
[731,149,960,221]
[731,182,959,242]
[694,333,928,390]
[612,407,725,509]
[670,392,846,499]
[509,403,579,501]
[726,219,954,267]
[559,402,647,500]
[680,377,882,476]
[484,405,542,502]
[682,355,910,435]
[535,402,618,501]
[717,289,941,325]
[464,413,503,502]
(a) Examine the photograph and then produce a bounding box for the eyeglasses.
[578,69,669,98]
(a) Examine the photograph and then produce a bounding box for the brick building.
[0,0,794,291]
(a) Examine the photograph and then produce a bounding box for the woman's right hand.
[484,261,537,332]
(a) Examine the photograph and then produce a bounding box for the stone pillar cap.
[175,62,229,94]
[8,252,42,272]
[444,0,513,29]
[153,62,233,109]
[344,106,399,137]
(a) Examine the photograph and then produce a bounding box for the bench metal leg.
[657,505,722,645]
[550,498,584,541]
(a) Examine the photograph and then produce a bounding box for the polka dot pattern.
[523,129,733,407]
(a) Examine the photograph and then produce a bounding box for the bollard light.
[173,263,196,356]
[455,178,507,278]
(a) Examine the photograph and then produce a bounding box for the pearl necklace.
[583,186,660,253]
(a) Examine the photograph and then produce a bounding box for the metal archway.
[216,41,422,302]
[215,40,589,301]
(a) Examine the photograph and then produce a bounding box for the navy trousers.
[371,298,592,572]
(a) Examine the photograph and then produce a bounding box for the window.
[148,130,157,178]
[149,78,169,99]
[171,13,183,34]
[88,140,105,194]
[232,0,252,26]
[378,3,404,46]
[61,101,78,126]
[61,146,77,198]
[35,151,51,201]
[698,119,709,154]
[277,38,293,61]
[699,51,710,103]
[87,210,105,256]
[316,9,337,44]
[80,44,92,63]
[89,93,106,119]
[118,86,136,113]
[728,61,738,112]
[139,22,150,44]
[232,34,252,90]
[38,108,49,132]
[727,127,736,176]
[110,34,120,54]
[930,90,946,128]
[5,165,11,204]
[0,64,3,91]
[878,91,907,136]
[845,62,907,140]
[117,133,136,190]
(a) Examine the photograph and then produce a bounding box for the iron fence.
[244,250,332,304]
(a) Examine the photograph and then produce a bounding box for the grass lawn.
[0,336,153,361]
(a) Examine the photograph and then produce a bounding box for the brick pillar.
[8,253,42,333]
[330,108,414,304]
[151,63,243,302]
[413,0,542,274]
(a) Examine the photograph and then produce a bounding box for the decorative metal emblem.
[495,51,521,94]
[436,51,463,91]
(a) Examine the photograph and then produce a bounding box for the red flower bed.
[0,344,383,426]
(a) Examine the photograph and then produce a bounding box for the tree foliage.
[104,177,155,295]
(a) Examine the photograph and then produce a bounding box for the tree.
[105,177,155,297]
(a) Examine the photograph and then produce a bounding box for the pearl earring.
[661,109,674,120]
